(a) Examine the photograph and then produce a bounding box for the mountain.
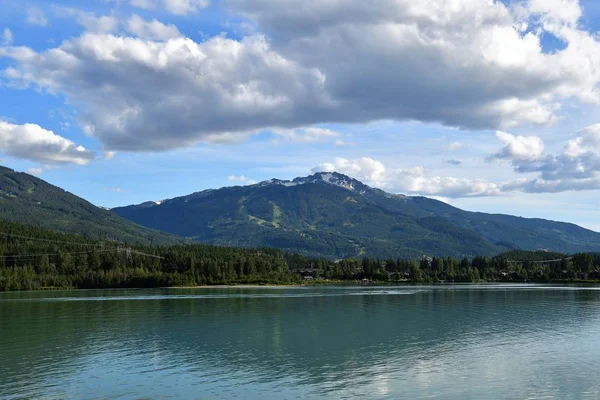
[113,172,600,258]
[0,166,181,245]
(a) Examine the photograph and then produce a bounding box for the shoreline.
[164,284,306,289]
[4,280,600,293]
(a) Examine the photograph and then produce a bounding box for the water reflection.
[2,286,600,399]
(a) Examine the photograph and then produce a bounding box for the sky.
[0,0,600,231]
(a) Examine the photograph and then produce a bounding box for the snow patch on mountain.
[255,172,363,192]
[320,173,333,183]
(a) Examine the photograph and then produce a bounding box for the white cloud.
[0,34,326,151]
[129,0,210,15]
[2,29,13,46]
[0,121,96,165]
[225,0,600,123]
[2,0,600,152]
[564,126,600,157]
[26,8,48,27]
[492,131,545,161]
[495,123,600,193]
[80,15,118,34]
[527,0,582,28]
[25,168,43,176]
[103,151,116,160]
[394,168,501,198]
[274,127,339,143]
[201,131,252,145]
[227,174,257,185]
[58,9,119,34]
[126,15,182,41]
[312,157,500,198]
[129,0,155,9]
[312,162,335,173]
[164,0,210,15]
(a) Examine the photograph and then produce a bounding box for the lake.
[2,285,600,399]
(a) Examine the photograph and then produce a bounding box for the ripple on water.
[0,289,428,303]
[3,286,600,399]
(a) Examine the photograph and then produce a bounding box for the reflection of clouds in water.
[370,363,391,396]
[4,286,600,399]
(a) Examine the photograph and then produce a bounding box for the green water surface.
[2,285,600,399]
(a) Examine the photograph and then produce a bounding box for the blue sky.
[1,0,600,231]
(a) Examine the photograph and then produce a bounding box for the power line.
[0,249,116,259]
[0,248,164,260]
[0,231,165,260]
[0,232,109,247]
[113,246,164,260]
[126,249,164,260]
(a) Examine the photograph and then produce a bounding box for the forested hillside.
[4,166,598,260]
[0,219,298,290]
[0,166,181,245]
[2,219,600,291]
[114,172,600,258]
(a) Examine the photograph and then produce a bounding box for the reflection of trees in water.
[2,287,600,397]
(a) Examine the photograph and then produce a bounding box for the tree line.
[293,253,600,283]
[1,219,599,291]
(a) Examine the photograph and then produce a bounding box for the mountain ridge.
[0,166,182,245]
[113,172,600,258]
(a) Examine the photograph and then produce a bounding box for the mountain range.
[112,172,600,258]
[1,165,597,258]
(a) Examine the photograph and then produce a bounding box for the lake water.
[2,285,600,399]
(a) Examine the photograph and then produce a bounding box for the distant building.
[297,268,322,279]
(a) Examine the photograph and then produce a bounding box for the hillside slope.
[113,172,600,258]
[0,166,181,245]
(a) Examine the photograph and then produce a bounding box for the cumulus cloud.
[129,0,210,15]
[58,9,119,34]
[312,157,500,198]
[0,121,96,165]
[164,0,210,15]
[227,175,257,185]
[2,29,12,46]
[393,168,502,198]
[528,0,582,28]
[26,8,48,27]
[0,34,327,151]
[312,162,335,173]
[226,0,600,122]
[126,15,182,41]
[495,124,600,193]
[2,0,600,151]
[491,131,545,161]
